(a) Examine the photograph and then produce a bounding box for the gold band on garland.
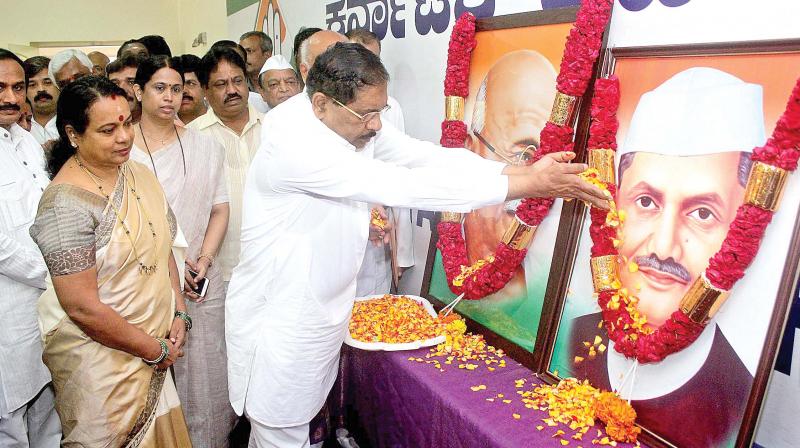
[440,211,463,223]
[445,96,466,121]
[588,149,616,185]
[549,92,578,126]
[590,255,619,293]
[679,275,730,324]
[501,217,537,250]
[744,161,789,211]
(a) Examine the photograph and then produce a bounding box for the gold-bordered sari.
[31,161,191,447]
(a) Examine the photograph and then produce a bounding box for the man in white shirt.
[48,49,92,90]
[22,56,58,145]
[225,43,607,447]
[0,48,61,448]
[190,47,264,287]
[348,28,415,295]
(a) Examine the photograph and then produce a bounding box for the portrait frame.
[421,6,602,366]
[535,39,800,448]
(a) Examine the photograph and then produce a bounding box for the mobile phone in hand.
[187,268,209,297]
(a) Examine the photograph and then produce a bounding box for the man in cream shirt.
[225,43,607,447]
[189,46,264,287]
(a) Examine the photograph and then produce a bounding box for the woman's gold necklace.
[74,155,159,275]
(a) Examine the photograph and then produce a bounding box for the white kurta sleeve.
[373,121,507,176]
[0,230,47,290]
[265,133,508,213]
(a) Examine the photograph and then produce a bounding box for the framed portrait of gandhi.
[422,6,595,360]
[539,40,800,448]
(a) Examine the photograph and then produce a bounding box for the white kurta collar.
[607,321,717,400]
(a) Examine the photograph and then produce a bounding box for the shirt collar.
[193,104,264,134]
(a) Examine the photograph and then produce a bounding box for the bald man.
[87,51,110,76]
[298,30,347,82]
[464,50,557,299]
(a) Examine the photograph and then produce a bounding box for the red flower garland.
[437,0,614,300]
[587,76,800,363]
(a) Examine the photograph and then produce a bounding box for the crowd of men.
[1,28,415,447]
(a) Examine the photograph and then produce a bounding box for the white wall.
[1,0,228,57]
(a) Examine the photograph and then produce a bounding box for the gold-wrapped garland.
[679,274,730,324]
[440,211,463,223]
[445,96,466,121]
[588,149,616,186]
[744,161,789,212]
[500,216,537,250]
[549,92,578,126]
[590,255,619,293]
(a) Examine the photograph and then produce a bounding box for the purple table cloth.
[343,345,646,448]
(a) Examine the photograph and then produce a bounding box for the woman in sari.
[130,55,234,447]
[30,76,192,447]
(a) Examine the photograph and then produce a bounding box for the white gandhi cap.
[259,54,294,76]
[621,67,766,157]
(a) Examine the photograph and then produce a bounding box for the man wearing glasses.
[225,42,607,447]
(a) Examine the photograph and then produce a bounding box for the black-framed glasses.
[473,130,535,166]
[330,96,390,123]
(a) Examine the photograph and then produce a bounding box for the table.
[341,345,645,448]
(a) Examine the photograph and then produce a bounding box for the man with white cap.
[569,67,763,448]
[258,54,301,110]
[48,49,92,90]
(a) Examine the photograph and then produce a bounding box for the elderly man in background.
[258,54,301,111]
[190,47,264,290]
[48,49,91,90]
[239,31,273,92]
[297,30,347,83]
[177,54,208,124]
[105,54,142,124]
[22,56,58,144]
[0,48,61,448]
[87,51,110,76]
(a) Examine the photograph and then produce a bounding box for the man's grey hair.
[298,38,312,68]
[470,75,488,135]
[240,31,273,54]
[618,151,753,187]
[48,49,92,86]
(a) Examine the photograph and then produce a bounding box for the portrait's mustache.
[635,254,691,283]
[34,91,53,102]
[183,94,194,102]
[0,103,21,112]
[224,93,241,103]
[361,131,376,141]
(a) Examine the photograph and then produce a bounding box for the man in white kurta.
[225,42,606,447]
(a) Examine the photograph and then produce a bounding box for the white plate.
[345,294,446,351]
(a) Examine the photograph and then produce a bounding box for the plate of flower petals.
[346,294,446,351]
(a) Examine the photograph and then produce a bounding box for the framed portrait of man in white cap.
[422,7,591,359]
[540,40,800,448]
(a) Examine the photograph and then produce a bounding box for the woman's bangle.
[198,253,214,266]
[143,338,168,365]
[175,310,192,331]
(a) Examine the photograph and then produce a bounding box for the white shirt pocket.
[0,181,29,229]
